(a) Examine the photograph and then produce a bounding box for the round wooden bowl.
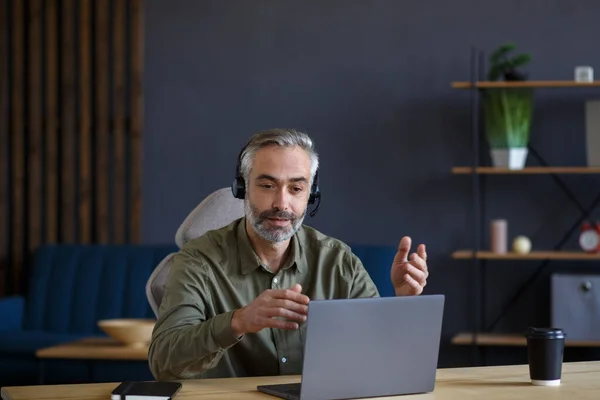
[97,318,156,347]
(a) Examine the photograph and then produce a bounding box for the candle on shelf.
[490,219,508,254]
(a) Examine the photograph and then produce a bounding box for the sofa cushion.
[0,330,88,356]
[350,244,396,297]
[0,296,24,331]
[25,244,177,334]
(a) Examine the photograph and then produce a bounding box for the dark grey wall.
[143,0,600,367]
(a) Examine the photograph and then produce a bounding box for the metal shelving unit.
[451,48,600,366]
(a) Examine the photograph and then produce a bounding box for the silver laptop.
[257,294,445,400]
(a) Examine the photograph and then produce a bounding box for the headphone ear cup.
[231,177,246,199]
[308,170,320,204]
[308,182,320,204]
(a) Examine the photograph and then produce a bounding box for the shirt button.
[281,357,287,363]
[273,277,278,284]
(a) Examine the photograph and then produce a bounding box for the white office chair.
[145,187,244,317]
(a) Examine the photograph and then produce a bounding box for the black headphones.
[231,144,321,217]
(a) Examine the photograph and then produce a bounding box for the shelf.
[452,166,600,175]
[452,332,600,347]
[452,250,600,260]
[452,81,600,89]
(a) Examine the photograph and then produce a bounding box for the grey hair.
[239,128,319,186]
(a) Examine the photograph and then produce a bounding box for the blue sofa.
[0,244,177,387]
[0,242,396,387]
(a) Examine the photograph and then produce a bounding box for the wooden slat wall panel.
[95,1,110,244]
[61,0,76,244]
[11,0,25,294]
[45,0,58,244]
[79,0,92,244]
[113,0,127,245]
[1,0,144,296]
[27,0,43,252]
[130,0,144,244]
[0,0,8,297]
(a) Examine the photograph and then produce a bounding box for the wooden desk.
[2,360,600,399]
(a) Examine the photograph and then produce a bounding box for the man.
[148,128,429,381]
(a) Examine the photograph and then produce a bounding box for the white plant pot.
[490,148,528,170]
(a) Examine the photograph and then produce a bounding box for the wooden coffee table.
[35,337,149,384]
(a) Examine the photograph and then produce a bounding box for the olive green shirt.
[148,217,380,381]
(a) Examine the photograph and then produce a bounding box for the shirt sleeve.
[348,252,380,298]
[148,247,242,380]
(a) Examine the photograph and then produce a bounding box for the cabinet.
[451,49,600,365]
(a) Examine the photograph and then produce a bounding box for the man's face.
[245,145,312,243]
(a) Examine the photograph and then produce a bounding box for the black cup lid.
[525,327,566,339]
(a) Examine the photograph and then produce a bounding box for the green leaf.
[483,88,533,148]
[490,43,515,64]
[510,53,531,68]
[488,43,532,82]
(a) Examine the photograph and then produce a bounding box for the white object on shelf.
[575,66,594,82]
[490,147,528,170]
[579,227,599,252]
[585,100,600,166]
[513,235,532,254]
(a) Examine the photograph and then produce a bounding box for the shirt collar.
[237,217,304,275]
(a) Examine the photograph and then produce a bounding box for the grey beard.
[244,199,306,243]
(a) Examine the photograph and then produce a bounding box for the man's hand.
[231,284,310,337]
[390,236,428,296]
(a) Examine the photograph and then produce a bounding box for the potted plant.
[483,43,534,170]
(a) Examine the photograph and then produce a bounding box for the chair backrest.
[145,188,244,316]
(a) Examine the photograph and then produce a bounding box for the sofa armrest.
[0,296,25,331]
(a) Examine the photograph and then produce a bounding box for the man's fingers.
[405,263,427,285]
[270,288,310,304]
[417,244,427,262]
[265,306,307,322]
[271,299,309,315]
[394,236,412,263]
[403,273,424,295]
[261,307,306,322]
[409,253,429,275]
[290,283,302,293]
